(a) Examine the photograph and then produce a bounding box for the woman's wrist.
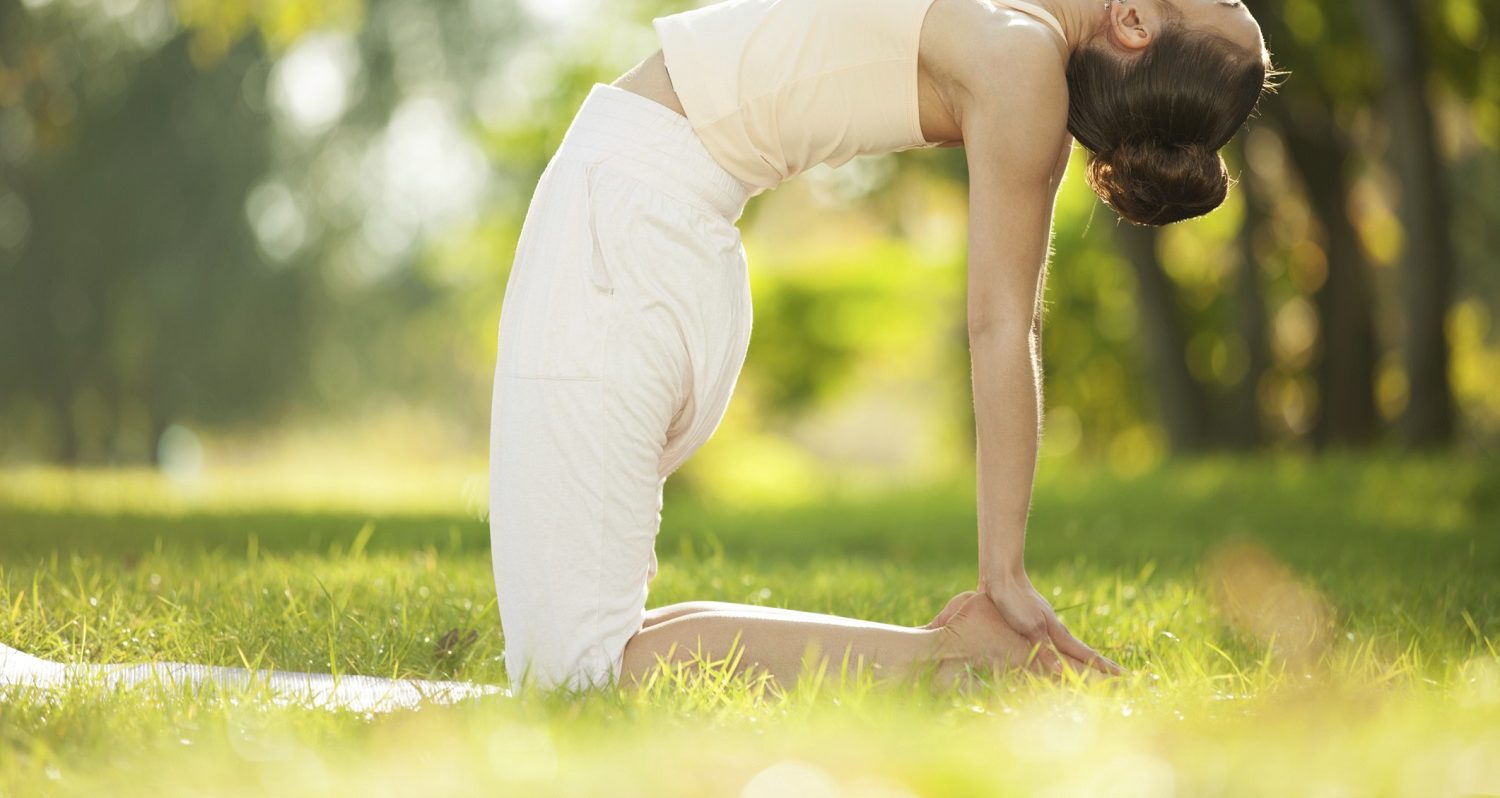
[978,562,1030,593]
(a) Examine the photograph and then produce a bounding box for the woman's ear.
[1107,1,1155,52]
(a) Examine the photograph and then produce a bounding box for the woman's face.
[1104,0,1267,60]
[1162,0,1265,54]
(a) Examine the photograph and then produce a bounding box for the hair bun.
[1086,140,1229,226]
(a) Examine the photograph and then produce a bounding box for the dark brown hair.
[1065,10,1276,226]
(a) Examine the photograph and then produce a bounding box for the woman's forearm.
[954,70,1069,592]
[970,320,1043,588]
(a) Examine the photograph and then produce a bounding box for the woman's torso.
[611,0,1068,193]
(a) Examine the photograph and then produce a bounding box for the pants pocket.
[496,160,618,381]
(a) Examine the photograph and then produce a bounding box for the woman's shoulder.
[921,0,1071,168]
[924,0,1070,104]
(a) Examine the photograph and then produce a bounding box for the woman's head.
[1065,0,1278,226]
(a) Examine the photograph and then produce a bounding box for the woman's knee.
[502,623,636,695]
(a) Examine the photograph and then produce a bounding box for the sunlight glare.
[271,31,362,136]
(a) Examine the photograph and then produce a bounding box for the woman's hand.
[978,574,1126,676]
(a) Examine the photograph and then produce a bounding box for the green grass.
[2,454,1498,797]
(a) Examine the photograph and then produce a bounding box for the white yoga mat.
[0,643,509,713]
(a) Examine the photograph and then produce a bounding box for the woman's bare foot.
[934,591,1103,687]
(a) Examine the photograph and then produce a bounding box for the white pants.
[489,83,754,693]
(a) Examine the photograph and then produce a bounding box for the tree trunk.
[1355,0,1457,447]
[1113,223,1213,451]
[1264,98,1380,448]
[1226,135,1271,448]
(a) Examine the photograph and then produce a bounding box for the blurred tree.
[0,22,308,463]
[1226,135,1271,448]
[1355,0,1459,447]
[1112,223,1214,451]
[0,0,534,463]
[1256,0,1383,447]
[1261,98,1380,448]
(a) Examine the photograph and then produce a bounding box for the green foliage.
[743,238,957,416]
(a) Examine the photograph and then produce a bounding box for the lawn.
[1,454,1497,797]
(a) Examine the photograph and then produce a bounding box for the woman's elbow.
[966,312,1034,343]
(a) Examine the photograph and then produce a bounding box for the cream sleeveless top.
[651,0,1067,195]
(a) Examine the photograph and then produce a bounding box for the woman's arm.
[955,33,1124,676]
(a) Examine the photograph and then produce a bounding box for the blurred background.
[0,0,1495,508]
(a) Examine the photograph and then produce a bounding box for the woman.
[489,0,1276,694]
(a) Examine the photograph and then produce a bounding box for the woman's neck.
[1027,0,1108,54]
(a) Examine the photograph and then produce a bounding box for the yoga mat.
[0,643,508,713]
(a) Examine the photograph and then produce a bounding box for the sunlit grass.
[0,460,490,518]
[2,454,1498,796]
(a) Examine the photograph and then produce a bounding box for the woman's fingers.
[1048,616,1126,676]
[1020,629,1064,675]
[984,590,1063,675]
[1056,652,1104,684]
